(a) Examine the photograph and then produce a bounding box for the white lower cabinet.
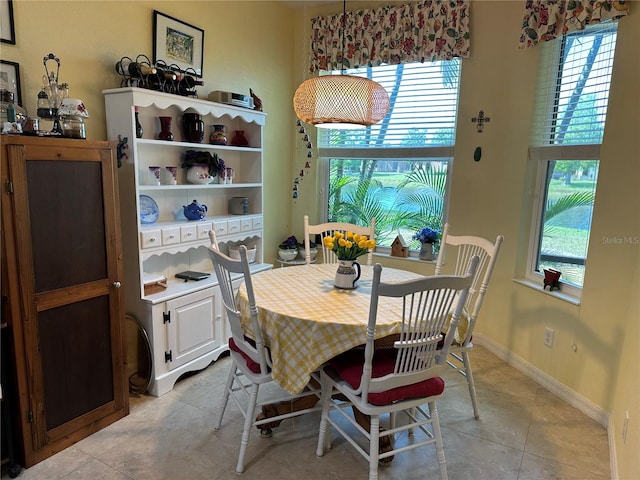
[146,286,227,396]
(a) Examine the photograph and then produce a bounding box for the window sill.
[512,278,581,305]
[372,251,436,264]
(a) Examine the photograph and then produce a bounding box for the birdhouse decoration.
[391,234,409,258]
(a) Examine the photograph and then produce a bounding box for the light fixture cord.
[341,0,346,73]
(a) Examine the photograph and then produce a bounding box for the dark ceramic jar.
[182,112,204,143]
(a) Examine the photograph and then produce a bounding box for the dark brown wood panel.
[26,160,107,293]
[38,296,114,430]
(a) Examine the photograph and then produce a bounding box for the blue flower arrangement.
[413,227,440,244]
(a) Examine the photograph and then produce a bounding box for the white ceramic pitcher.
[334,259,361,290]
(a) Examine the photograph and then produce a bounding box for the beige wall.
[2,0,298,263]
[3,1,638,476]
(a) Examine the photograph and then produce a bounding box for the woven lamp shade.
[293,75,390,129]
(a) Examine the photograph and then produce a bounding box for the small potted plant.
[413,226,440,261]
[278,235,299,261]
[182,150,223,184]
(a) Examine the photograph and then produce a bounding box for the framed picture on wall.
[153,11,204,77]
[0,59,21,104]
[1,0,16,44]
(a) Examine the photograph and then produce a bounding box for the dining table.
[236,262,425,395]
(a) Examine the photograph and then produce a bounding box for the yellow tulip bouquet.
[322,231,376,261]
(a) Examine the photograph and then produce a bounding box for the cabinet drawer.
[197,222,212,240]
[227,219,241,235]
[212,220,227,237]
[252,215,263,230]
[240,217,253,232]
[162,227,180,246]
[180,225,197,242]
[141,229,161,249]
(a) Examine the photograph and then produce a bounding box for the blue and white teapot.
[183,200,207,220]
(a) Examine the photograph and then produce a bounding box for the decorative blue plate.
[139,195,159,224]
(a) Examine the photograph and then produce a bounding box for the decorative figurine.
[116,135,128,168]
[250,88,263,111]
[543,268,562,291]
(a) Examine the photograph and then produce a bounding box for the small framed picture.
[0,0,15,45]
[153,11,204,77]
[0,59,21,104]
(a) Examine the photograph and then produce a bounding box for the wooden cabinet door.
[2,137,127,466]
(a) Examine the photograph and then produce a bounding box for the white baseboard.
[473,334,617,479]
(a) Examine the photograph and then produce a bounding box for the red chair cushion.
[329,349,445,406]
[229,337,262,374]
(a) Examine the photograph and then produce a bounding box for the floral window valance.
[308,0,470,74]
[519,0,630,48]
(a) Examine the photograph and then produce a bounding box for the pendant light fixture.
[293,1,390,129]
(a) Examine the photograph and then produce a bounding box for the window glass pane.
[537,160,598,287]
[328,158,449,248]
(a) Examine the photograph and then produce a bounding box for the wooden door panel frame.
[2,138,127,465]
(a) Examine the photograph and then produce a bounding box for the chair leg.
[369,415,380,480]
[429,400,448,480]
[236,382,260,474]
[214,364,236,430]
[461,351,480,419]
[316,374,332,457]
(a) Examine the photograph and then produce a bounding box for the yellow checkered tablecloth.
[236,263,424,395]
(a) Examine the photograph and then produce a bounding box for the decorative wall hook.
[116,134,128,167]
[471,110,490,133]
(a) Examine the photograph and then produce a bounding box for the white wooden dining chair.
[434,223,504,419]
[303,215,376,265]
[208,241,322,474]
[316,258,479,480]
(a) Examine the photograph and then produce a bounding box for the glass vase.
[231,130,249,146]
[158,116,174,141]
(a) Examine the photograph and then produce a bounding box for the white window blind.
[531,22,618,147]
[318,60,461,149]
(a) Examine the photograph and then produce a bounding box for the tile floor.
[2,345,610,480]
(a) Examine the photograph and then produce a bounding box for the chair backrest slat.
[361,258,478,398]
[303,215,376,266]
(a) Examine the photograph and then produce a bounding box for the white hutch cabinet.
[103,87,270,396]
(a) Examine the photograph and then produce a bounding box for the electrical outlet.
[623,411,630,444]
[544,328,554,348]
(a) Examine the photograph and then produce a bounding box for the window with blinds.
[531,22,618,148]
[319,60,460,150]
[317,61,462,250]
[527,22,618,293]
